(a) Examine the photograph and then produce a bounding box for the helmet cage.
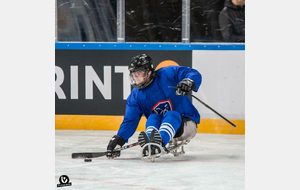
[129,67,151,89]
[128,54,155,89]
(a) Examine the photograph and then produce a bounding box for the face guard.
[129,68,151,89]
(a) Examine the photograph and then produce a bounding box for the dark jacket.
[219,0,245,42]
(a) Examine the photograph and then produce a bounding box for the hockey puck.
[84,158,92,162]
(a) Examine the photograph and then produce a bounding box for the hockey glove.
[176,78,196,96]
[106,135,126,159]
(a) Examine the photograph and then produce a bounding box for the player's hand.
[176,78,196,96]
[106,149,121,159]
[106,135,125,159]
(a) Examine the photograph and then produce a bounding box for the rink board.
[55,115,244,135]
[55,43,245,134]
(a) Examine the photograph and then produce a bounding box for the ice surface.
[55,130,244,189]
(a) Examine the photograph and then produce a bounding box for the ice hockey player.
[106,54,202,159]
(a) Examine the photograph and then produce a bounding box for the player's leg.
[166,117,197,157]
[158,111,182,146]
[173,117,197,142]
[139,114,161,147]
[145,114,162,138]
[140,114,163,156]
[148,111,181,156]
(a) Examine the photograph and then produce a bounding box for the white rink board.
[192,50,245,120]
[55,130,245,190]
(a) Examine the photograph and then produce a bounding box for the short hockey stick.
[168,86,236,127]
[72,142,139,159]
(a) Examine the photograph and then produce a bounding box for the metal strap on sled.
[142,140,190,162]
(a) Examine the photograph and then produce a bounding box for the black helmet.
[129,54,154,73]
[128,54,156,89]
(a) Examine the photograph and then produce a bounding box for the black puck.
[84,158,92,162]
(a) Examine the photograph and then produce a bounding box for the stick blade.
[72,152,107,159]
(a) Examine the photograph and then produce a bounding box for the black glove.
[176,78,196,96]
[106,135,126,159]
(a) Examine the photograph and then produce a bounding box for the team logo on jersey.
[152,100,173,115]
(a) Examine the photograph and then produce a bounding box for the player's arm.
[117,102,143,141]
[173,66,202,96]
[106,93,142,159]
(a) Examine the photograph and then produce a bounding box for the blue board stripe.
[55,42,245,51]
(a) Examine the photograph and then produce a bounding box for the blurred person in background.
[219,0,245,42]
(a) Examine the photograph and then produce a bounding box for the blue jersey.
[117,66,202,141]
